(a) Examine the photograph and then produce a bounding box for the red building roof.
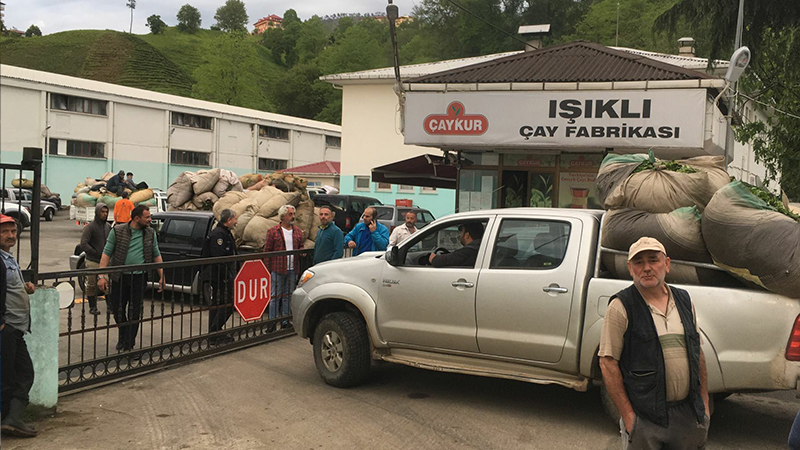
[255,15,282,25]
[280,161,340,175]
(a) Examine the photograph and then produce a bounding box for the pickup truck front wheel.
[313,312,370,388]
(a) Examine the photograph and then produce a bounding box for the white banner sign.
[404,90,706,149]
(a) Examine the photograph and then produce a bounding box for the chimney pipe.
[678,37,696,57]
[518,24,551,51]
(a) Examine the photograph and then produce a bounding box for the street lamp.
[722,46,750,170]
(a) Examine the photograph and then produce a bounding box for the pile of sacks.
[598,152,800,297]
[597,153,740,288]
[166,169,243,211]
[71,172,156,209]
[212,173,320,250]
[11,179,62,208]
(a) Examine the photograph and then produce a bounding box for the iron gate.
[39,249,313,393]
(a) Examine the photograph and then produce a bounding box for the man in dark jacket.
[106,170,126,196]
[1,214,38,438]
[201,209,238,342]
[599,237,709,450]
[80,203,110,315]
[428,222,484,268]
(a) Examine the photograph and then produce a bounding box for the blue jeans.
[269,271,295,320]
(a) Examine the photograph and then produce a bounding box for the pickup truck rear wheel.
[313,312,370,388]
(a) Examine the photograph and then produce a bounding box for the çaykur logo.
[423,102,488,135]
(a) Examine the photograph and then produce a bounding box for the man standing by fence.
[312,205,343,265]
[345,207,390,256]
[263,205,304,330]
[202,209,238,344]
[0,214,38,438]
[97,205,165,352]
[80,203,110,315]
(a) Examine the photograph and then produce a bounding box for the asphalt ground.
[2,212,799,449]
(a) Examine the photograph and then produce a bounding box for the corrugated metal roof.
[280,161,340,175]
[409,41,714,84]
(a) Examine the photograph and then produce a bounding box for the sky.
[2,0,413,35]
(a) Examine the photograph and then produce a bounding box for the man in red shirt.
[263,205,304,330]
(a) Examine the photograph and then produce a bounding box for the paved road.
[5,336,798,450]
[5,212,797,449]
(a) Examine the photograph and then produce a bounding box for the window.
[373,207,393,220]
[66,140,105,158]
[377,182,392,192]
[171,149,210,166]
[171,112,212,130]
[421,186,437,194]
[259,125,290,140]
[490,219,571,270]
[258,158,288,171]
[161,219,196,245]
[50,93,107,116]
[307,181,322,187]
[398,185,415,193]
[325,135,341,147]
[48,138,58,155]
[400,219,489,268]
[355,176,370,191]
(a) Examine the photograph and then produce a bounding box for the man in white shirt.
[389,211,418,246]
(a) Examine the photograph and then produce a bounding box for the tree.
[25,25,42,37]
[296,16,328,63]
[192,31,271,110]
[214,0,248,33]
[126,0,136,34]
[177,4,202,33]
[146,15,167,35]
[655,0,800,198]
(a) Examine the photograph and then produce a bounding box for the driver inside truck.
[428,222,484,267]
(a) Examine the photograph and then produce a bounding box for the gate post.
[21,147,42,283]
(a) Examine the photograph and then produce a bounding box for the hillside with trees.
[0,0,796,196]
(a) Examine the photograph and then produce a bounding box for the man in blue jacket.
[313,205,344,265]
[345,207,389,256]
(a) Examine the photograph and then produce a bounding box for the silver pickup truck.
[291,208,800,414]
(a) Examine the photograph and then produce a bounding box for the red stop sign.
[234,260,272,322]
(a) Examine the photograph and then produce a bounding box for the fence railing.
[39,249,313,393]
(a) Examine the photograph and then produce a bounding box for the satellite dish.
[725,46,750,83]
[55,282,76,309]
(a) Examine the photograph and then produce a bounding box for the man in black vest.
[599,237,710,449]
[201,208,238,344]
[97,205,165,352]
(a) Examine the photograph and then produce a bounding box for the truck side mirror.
[386,246,399,266]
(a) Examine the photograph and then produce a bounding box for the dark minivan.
[310,194,382,233]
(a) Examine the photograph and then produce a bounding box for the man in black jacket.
[428,222,483,268]
[599,237,710,450]
[106,170,126,196]
[1,214,38,438]
[80,203,110,315]
[202,209,238,343]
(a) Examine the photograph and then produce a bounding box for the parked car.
[372,206,435,233]
[310,194,383,233]
[0,201,31,235]
[291,207,800,418]
[1,187,58,221]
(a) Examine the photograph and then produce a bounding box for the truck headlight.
[297,270,315,288]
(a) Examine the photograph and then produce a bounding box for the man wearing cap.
[0,215,38,437]
[599,237,710,449]
[106,170,127,196]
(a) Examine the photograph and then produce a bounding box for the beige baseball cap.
[628,237,667,261]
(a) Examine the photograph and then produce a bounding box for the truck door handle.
[451,281,474,288]
[542,284,568,294]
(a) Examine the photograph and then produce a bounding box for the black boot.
[87,296,100,315]
[1,398,38,438]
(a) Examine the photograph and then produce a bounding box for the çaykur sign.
[404,90,707,150]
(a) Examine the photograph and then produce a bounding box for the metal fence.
[39,249,313,393]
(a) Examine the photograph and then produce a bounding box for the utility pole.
[615,2,620,47]
[725,0,746,169]
[126,0,136,33]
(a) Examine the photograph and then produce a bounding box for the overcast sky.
[3,0,410,35]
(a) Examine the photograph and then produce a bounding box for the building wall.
[0,77,340,200]
[338,83,456,219]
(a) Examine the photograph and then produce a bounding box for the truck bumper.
[291,287,311,339]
